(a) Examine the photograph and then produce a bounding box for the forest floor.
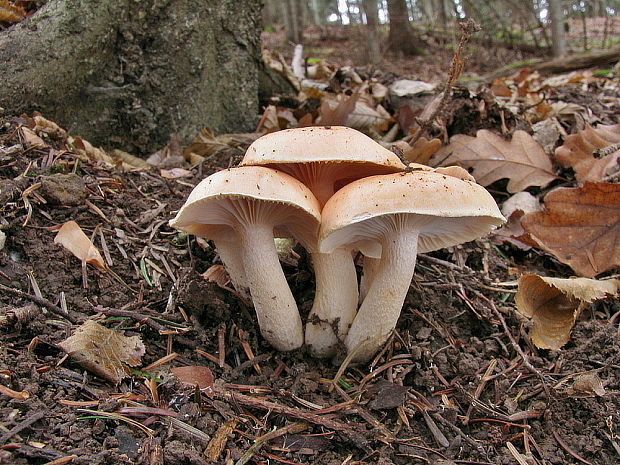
[1,25,619,465]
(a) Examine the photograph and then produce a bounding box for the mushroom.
[319,170,505,362]
[169,166,321,351]
[241,126,406,357]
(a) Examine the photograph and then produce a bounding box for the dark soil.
[1,30,620,465]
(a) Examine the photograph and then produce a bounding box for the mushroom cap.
[240,126,405,187]
[319,171,506,254]
[170,166,321,249]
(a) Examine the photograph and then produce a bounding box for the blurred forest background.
[262,0,620,71]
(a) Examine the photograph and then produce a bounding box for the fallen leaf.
[490,80,513,97]
[492,192,542,250]
[33,115,67,138]
[521,183,620,277]
[160,168,192,179]
[572,373,606,397]
[515,274,619,349]
[399,137,442,164]
[170,366,214,390]
[59,320,145,384]
[555,124,620,182]
[200,265,230,287]
[366,380,407,410]
[434,165,475,182]
[20,127,46,148]
[54,221,106,270]
[0,1,25,22]
[434,129,557,193]
[318,92,360,126]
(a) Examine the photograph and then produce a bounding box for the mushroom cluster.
[170,127,505,362]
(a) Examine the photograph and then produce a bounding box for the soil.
[1,31,620,465]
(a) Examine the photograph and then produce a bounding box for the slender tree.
[386,0,426,55]
[549,0,566,56]
[362,0,381,63]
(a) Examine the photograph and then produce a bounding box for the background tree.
[0,0,261,155]
[386,0,426,55]
[362,0,381,64]
[549,0,567,56]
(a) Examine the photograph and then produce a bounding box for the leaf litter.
[1,24,620,465]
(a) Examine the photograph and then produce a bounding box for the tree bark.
[362,0,381,64]
[387,0,426,55]
[549,0,566,57]
[0,0,261,155]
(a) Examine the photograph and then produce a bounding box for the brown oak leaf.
[554,123,620,182]
[434,129,557,193]
[520,183,620,277]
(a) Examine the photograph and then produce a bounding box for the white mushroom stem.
[239,222,304,351]
[305,248,359,357]
[359,256,381,304]
[213,239,249,298]
[345,228,419,362]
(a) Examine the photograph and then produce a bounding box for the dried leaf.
[54,221,106,270]
[490,80,513,98]
[59,320,145,384]
[256,105,281,133]
[433,165,475,182]
[33,115,67,138]
[572,373,606,396]
[555,124,620,182]
[20,127,46,148]
[0,1,25,22]
[200,265,230,287]
[318,93,360,126]
[434,130,557,193]
[515,274,619,349]
[492,192,542,249]
[347,99,391,132]
[160,168,192,179]
[521,183,620,277]
[401,137,442,164]
[170,366,214,389]
[69,136,137,169]
[110,149,151,169]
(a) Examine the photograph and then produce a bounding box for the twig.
[0,284,77,324]
[0,411,47,444]
[236,422,307,465]
[552,430,594,465]
[94,306,197,349]
[410,18,480,146]
[212,386,366,442]
[431,412,486,455]
[485,298,552,400]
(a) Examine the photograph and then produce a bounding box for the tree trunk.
[0,0,261,155]
[362,0,381,64]
[436,0,447,30]
[387,0,426,55]
[284,0,303,43]
[549,0,566,57]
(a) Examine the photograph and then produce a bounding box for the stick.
[0,284,77,324]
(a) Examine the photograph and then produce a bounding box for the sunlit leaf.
[54,221,106,270]
[515,274,619,349]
